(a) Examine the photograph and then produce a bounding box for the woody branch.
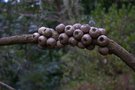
[0,34,135,71]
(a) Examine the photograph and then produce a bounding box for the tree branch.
[0,81,16,90]
[0,34,37,46]
[107,39,135,71]
[0,34,135,71]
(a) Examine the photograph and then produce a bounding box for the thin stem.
[0,81,16,90]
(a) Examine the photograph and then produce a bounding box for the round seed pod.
[89,27,101,38]
[68,37,78,46]
[77,42,85,49]
[73,23,81,29]
[73,29,84,40]
[38,27,46,34]
[98,28,106,35]
[56,41,64,48]
[86,44,95,50]
[38,35,47,46]
[33,32,40,40]
[81,34,92,46]
[80,24,90,33]
[58,33,69,45]
[98,47,109,55]
[51,29,59,40]
[65,25,75,36]
[47,38,57,48]
[42,28,52,38]
[97,35,109,46]
[55,23,65,33]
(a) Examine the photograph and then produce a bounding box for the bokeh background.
[0,0,135,90]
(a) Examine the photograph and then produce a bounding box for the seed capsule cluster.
[33,23,110,55]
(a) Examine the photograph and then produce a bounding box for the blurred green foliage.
[0,0,135,90]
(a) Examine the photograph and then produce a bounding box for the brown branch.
[0,34,37,46]
[0,34,135,71]
[107,39,135,71]
[0,81,16,90]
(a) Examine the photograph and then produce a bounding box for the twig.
[0,81,16,90]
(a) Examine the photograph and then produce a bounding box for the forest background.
[0,0,135,90]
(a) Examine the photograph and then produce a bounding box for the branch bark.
[107,39,135,71]
[0,81,16,90]
[0,34,135,71]
[0,34,37,46]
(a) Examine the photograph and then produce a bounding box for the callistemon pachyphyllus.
[34,23,109,55]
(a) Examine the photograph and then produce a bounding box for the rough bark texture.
[0,34,37,46]
[0,34,135,71]
[108,39,135,71]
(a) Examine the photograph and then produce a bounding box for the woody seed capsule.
[81,34,92,46]
[98,47,109,55]
[89,27,101,38]
[65,25,75,36]
[68,37,78,46]
[80,24,90,33]
[97,35,109,46]
[33,32,40,40]
[77,42,85,49]
[58,33,69,45]
[56,41,64,48]
[38,36,47,46]
[73,29,84,40]
[47,38,56,48]
[73,23,81,29]
[42,28,52,38]
[98,28,106,35]
[38,27,46,35]
[55,23,65,33]
[51,29,59,40]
